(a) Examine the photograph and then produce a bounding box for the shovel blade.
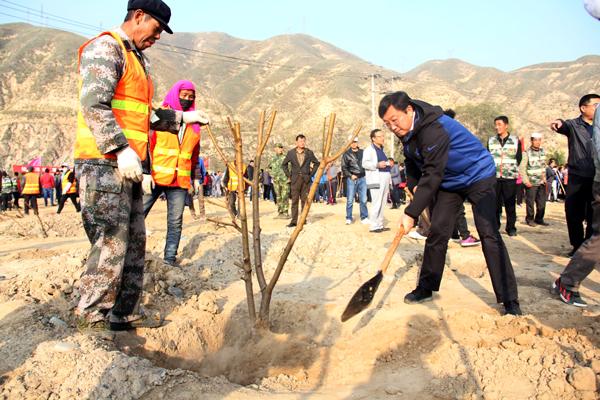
[340,271,383,322]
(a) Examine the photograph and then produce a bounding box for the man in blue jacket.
[379,91,521,315]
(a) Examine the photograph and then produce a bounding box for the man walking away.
[22,166,41,216]
[520,132,548,227]
[40,168,55,207]
[341,136,368,224]
[362,129,392,233]
[550,94,599,256]
[282,134,319,227]
[222,160,247,217]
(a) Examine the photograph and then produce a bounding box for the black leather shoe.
[507,230,517,237]
[536,221,550,226]
[504,300,522,316]
[287,222,297,227]
[404,287,433,304]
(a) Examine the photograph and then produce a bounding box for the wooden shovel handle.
[403,187,430,226]
[380,226,405,274]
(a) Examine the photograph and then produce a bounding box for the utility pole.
[370,73,376,130]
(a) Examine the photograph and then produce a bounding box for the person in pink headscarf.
[143,80,209,265]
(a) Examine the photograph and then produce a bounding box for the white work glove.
[142,174,154,194]
[63,183,72,193]
[116,146,143,183]
[182,110,210,125]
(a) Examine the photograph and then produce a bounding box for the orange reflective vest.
[22,172,40,195]
[151,124,200,189]
[74,31,153,161]
[227,164,247,192]
[62,170,78,194]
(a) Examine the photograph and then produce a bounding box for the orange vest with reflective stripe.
[74,31,153,161]
[227,165,247,191]
[22,172,40,195]
[151,124,200,189]
[62,170,78,194]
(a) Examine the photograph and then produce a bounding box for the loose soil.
[0,198,598,399]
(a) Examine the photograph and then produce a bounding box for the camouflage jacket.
[487,134,522,180]
[77,27,181,168]
[268,153,287,182]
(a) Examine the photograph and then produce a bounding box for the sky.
[1,0,599,72]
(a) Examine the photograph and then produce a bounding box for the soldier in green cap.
[269,143,290,218]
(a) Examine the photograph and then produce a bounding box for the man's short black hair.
[444,108,456,119]
[296,134,306,141]
[44,168,49,173]
[494,115,509,124]
[388,158,394,162]
[370,129,382,140]
[124,9,151,22]
[378,91,412,118]
[579,93,600,108]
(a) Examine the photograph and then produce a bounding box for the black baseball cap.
[127,0,173,34]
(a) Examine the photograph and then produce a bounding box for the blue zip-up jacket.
[402,100,496,219]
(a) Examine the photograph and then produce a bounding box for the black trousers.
[227,191,238,217]
[290,175,310,224]
[525,184,546,223]
[452,202,471,239]
[23,194,38,215]
[495,179,517,233]
[565,174,594,250]
[390,184,402,206]
[0,193,12,210]
[561,181,600,290]
[419,176,518,303]
[57,193,81,213]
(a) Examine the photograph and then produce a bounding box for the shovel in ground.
[341,226,406,322]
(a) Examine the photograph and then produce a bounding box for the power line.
[0,1,397,80]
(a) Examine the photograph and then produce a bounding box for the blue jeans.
[42,188,54,206]
[346,176,368,221]
[143,186,187,264]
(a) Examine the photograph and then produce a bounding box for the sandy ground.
[0,195,598,399]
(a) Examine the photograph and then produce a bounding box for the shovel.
[340,226,406,322]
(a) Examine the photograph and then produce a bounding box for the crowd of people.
[0,165,80,215]
[8,0,591,332]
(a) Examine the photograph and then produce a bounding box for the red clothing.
[40,173,55,189]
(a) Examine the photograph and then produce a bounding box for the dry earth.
[0,196,598,399]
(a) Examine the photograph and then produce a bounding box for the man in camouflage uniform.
[519,132,548,227]
[487,115,522,236]
[75,0,209,330]
[268,143,290,218]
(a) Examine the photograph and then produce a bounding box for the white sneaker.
[408,230,427,240]
[345,219,352,225]
[360,219,370,225]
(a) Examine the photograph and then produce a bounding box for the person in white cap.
[519,132,548,226]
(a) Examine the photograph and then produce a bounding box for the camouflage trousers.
[273,179,290,214]
[75,163,145,321]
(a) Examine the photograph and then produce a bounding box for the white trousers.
[368,172,391,230]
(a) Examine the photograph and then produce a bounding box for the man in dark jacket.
[551,93,599,256]
[379,91,521,315]
[341,136,368,224]
[282,134,320,227]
